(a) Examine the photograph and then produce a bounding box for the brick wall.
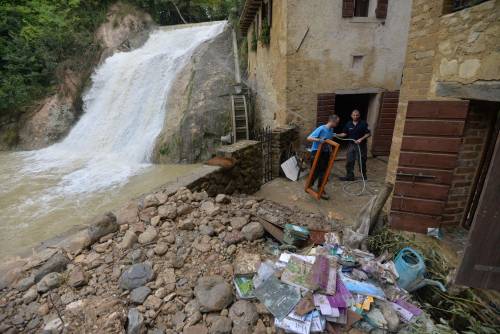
[442,104,493,225]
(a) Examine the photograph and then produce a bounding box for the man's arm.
[307,136,324,143]
[355,124,371,144]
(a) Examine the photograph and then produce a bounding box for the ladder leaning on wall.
[231,94,249,141]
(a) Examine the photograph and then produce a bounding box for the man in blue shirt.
[337,110,371,181]
[307,115,340,199]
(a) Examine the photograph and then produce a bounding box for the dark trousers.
[311,150,330,188]
[346,143,367,179]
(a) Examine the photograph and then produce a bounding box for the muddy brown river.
[0,152,199,260]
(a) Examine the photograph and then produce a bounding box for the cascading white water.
[22,21,226,193]
[0,22,226,258]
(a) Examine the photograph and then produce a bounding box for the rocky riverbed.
[0,187,334,333]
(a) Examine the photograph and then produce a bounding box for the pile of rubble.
[0,187,435,333]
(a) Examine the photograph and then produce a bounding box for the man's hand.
[355,139,362,145]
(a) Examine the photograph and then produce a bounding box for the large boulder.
[194,276,233,312]
[87,212,118,244]
[152,24,235,163]
[34,252,69,283]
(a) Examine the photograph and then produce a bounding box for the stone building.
[384,0,499,289]
[239,0,412,155]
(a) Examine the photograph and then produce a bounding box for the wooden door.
[455,132,500,290]
[390,100,469,233]
[372,91,399,156]
[317,93,336,126]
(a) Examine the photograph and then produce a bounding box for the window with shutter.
[342,0,355,18]
[375,0,388,19]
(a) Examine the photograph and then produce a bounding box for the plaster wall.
[285,0,412,140]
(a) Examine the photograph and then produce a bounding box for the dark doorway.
[333,94,370,133]
[463,101,500,229]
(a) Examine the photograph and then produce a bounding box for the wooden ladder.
[231,95,249,141]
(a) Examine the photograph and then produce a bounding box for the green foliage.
[251,27,257,51]
[259,21,270,46]
[127,0,242,25]
[0,0,109,120]
[0,0,243,124]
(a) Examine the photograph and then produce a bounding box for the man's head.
[326,114,340,128]
[351,110,361,122]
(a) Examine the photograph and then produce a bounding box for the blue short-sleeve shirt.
[309,125,335,151]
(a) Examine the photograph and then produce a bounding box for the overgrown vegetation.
[259,21,270,46]
[0,0,243,127]
[368,228,500,334]
[0,0,110,122]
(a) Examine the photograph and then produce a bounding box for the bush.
[259,21,270,46]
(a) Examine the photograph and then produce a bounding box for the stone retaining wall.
[189,140,263,196]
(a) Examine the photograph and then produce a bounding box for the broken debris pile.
[239,227,428,333]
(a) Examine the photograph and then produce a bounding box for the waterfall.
[20,21,226,195]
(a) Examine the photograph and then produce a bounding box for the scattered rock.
[34,252,69,283]
[224,231,244,245]
[88,212,118,244]
[144,295,162,310]
[22,286,38,304]
[68,266,87,288]
[155,192,169,204]
[119,230,138,249]
[119,262,154,290]
[228,300,258,328]
[138,227,158,244]
[43,318,63,333]
[158,204,177,219]
[36,272,62,293]
[215,194,231,204]
[199,225,215,236]
[15,275,35,291]
[116,201,139,225]
[184,325,208,334]
[130,286,151,304]
[178,218,195,231]
[200,201,220,216]
[150,215,161,227]
[154,243,169,255]
[209,316,232,334]
[127,308,145,334]
[194,276,233,312]
[230,216,249,230]
[143,194,159,208]
[241,222,264,241]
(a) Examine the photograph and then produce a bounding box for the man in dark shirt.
[337,110,371,181]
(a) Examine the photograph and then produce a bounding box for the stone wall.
[188,140,263,196]
[387,0,500,185]
[246,0,288,129]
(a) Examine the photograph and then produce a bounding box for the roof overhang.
[239,0,262,35]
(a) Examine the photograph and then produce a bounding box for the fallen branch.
[170,1,188,24]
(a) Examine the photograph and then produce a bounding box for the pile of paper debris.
[233,229,426,334]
